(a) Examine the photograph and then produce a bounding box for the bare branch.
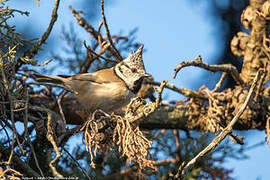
[63,147,93,180]
[69,6,122,61]
[100,0,123,61]
[16,0,61,70]
[212,72,227,92]
[173,55,244,85]
[47,112,63,178]
[155,80,168,107]
[83,41,118,63]
[176,69,262,178]
[148,81,207,99]
[1,67,25,160]
[0,144,40,177]
[24,89,45,177]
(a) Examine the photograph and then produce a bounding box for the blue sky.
[5,0,270,179]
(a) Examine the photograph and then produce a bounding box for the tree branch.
[16,0,61,71]
[175,69,262,178]
[0,144,40,177]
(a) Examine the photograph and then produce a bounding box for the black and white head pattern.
[115,45,149,94]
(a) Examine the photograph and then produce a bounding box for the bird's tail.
[32,73,65,84]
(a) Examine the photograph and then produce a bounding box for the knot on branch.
[241,6,256,30]
[231,32,250,57]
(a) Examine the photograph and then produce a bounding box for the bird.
[33,45,150,114]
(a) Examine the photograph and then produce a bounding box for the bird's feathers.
[32,74,66,84]
[32,45,148,113]
[68,68,122,84]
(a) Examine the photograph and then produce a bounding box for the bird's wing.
[69,67,121,84]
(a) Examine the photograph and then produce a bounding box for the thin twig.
[17,0,61,70]
[101,158,177,180]
[152,158,178,165]
[100,0,122,61]
[152,129,166,140]
[81,44,95,73]
[175,69,262,178]
[23,89,29,143]
[83,41,118,63]
[173,130,183,163]
[218,124,244,145]
[7,9,30,16]
[57,125,82,147]
[47,112,63,178]
[2,168,23,178]
[254,63,267,102]
[212,72,227,92]
[98,21,104,47]
[7,128,15,164]
[69,6,120,61]
[57,90,67,126]
[69,6,99,39]
[27,137,44,177]
[24,89,44,177]
[0,120,10,147]
[34,0,60,51]
[1,67,25,159]
[0,143,40,177]
[147,80,206,99]
[63,147,93,180]
[155,80,168,108]
[173,55,244,85]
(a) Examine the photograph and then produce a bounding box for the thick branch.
[25,93,267,131]
[177,68,262,178]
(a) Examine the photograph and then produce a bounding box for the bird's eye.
[131,68,137,73]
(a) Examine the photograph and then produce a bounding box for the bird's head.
[115,45,151,94]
